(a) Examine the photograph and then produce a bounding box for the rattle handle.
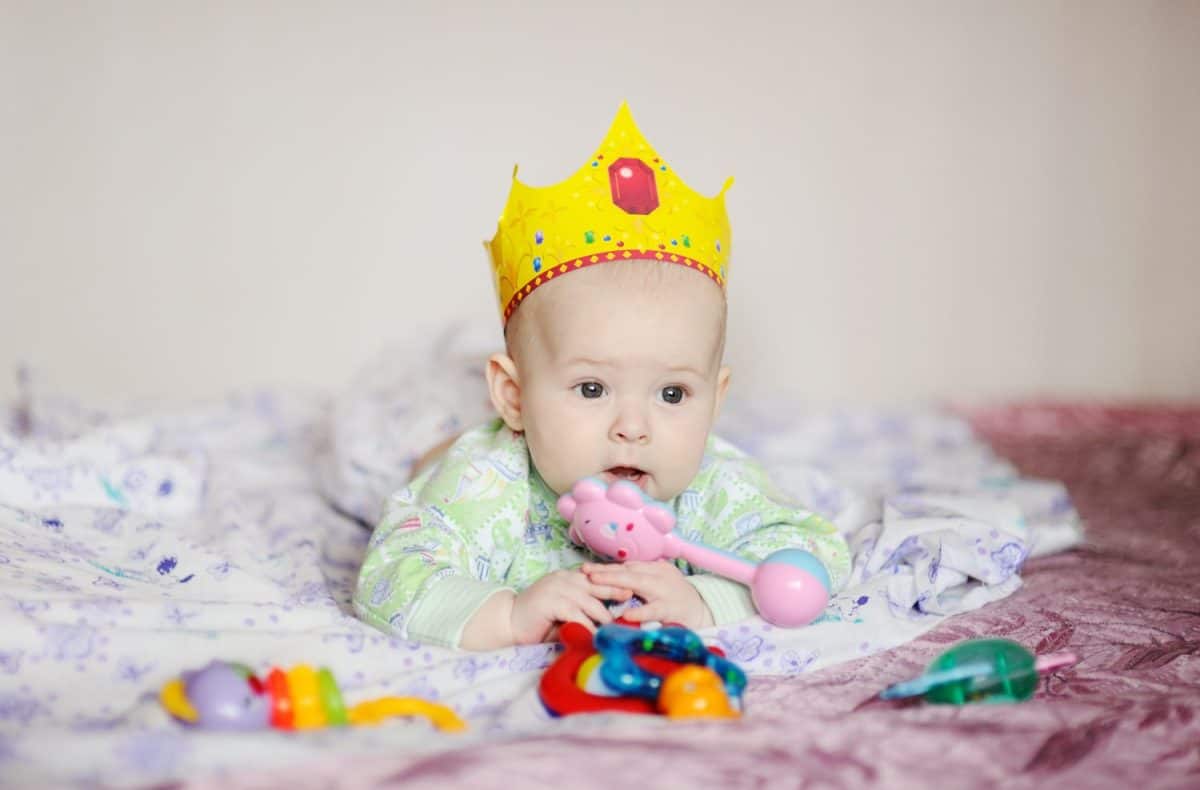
[1034,652,1078,673]
[668,535,757,585]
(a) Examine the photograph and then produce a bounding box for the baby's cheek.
[526,432,586,495]
[666,431,709,485]
[654,464,696,501]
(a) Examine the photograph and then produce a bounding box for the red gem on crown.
[608,158,659,215]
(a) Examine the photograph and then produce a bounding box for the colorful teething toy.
[160,660,466,732]
[557,477,832,627]
[879,638,1078,705]
[539,620,745,719]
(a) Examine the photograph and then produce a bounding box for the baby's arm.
[459,588,516,650]
[353,447,525,648]
[353,486,513,648]
[354,444,631,649]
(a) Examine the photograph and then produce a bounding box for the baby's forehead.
[543,261,722,310]
[549,279,720,325]
[536,288,723,363]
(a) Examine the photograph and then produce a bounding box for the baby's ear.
[713,365,732,420]
[486,352,524,431]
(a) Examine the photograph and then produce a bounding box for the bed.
[2,337,1197,789]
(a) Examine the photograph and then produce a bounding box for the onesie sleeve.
[352,422,527,648]
[679,440,851,626]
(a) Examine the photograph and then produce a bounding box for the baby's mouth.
[602,466,649,490]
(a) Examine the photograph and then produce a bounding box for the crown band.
[502,251,724,322]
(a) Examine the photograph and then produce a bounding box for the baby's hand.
[583,561,714,630]
[510,568,633,645]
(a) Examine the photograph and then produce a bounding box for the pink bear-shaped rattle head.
[556,478,677,563]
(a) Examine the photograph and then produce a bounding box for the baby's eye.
[576,382,605,399]
[659,386,686,404]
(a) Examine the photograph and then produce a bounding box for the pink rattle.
[557,478,831,627]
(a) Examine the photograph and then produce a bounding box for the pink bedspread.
[189,403,1200,790]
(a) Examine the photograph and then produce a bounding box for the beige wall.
[2,0,1197,407]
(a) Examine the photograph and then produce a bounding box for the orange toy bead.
[657,666,739,720]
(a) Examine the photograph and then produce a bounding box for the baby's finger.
[583,593,614,624]
[585,565,637,585]
[623,560,676,577]
[554,602,597,632]
[575,592,615,626]
[596,569,670,601]
[620,602,667,623]
[587,582,633,601]
[571,569,632,599]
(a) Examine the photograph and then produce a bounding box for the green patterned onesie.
[353,418,850,648]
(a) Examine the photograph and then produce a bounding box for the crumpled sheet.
[0,337,1082,787]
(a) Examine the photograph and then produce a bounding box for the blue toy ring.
[594,623,747,706]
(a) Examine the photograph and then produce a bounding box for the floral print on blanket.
[0,339,1081,786]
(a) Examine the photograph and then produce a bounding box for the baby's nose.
[610,406,650,444]
[615,427,648,443]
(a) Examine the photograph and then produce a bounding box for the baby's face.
[503,263,730,502]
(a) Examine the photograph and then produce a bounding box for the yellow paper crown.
[486,102,733,324]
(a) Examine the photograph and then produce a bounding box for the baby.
[353,104,849,650]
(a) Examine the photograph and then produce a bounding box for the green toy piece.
[880,638,1077,705]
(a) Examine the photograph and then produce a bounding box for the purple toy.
[557,477,831,627]
[166,661,271,730]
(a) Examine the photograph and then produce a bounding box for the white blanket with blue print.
[0,331,1082,787]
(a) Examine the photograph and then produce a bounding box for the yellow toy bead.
[286,665,327,730]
